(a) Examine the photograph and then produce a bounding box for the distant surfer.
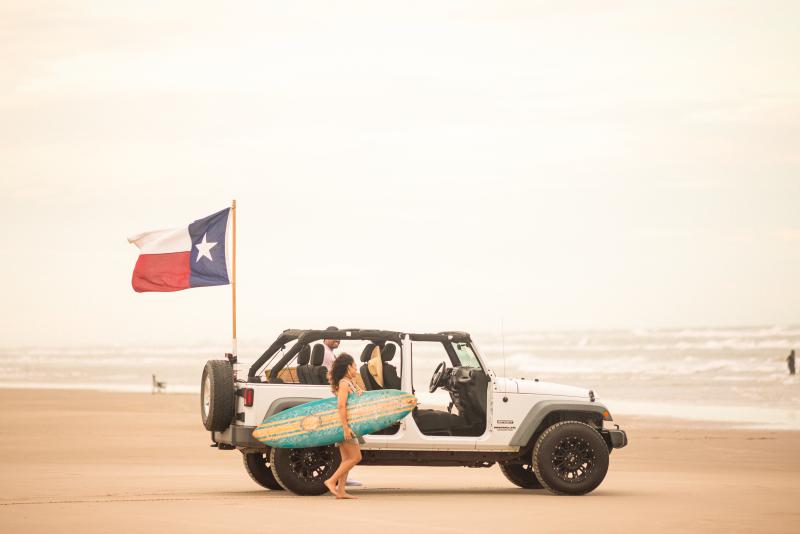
[788,350,796,375]
[324,353,364,499]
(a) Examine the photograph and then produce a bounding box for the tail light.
[243,388,254,407]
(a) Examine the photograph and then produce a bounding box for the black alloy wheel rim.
[551,436,595,483]
[288,447,335,483]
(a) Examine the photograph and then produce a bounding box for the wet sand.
[1,389,798,533]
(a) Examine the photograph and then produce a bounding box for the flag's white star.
[195,233,217,262]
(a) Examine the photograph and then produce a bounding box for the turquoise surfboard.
[253,389,417,448]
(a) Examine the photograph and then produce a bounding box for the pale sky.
[1,1,798,348]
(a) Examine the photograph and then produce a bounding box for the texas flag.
[128,208,231,293]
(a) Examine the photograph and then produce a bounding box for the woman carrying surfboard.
[324,353,363,499]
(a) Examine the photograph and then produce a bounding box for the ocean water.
[475,326,800,429]
[1,325,799,429]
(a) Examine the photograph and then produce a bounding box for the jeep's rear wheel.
[200,360,234,431]
[242,450,284,491]
[499,461,544,489]
[532,421,609,495]
[270,446,341,495]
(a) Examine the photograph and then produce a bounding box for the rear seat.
[359,343,381,390]
[310,344,329,385]
[380,343,401,389]
[295,345,312,384]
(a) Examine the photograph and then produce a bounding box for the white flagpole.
[231,199,237,358]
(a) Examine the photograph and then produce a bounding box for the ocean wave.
[0,346,227,358]
[506,353,784,377]
[660,325,800,339]
[0,381,199,394]
[1,327,797,429]
[604,398,800,429]
[478,337,800,353]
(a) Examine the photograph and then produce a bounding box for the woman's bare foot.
[336,491,358,499]
[324,478,338,496]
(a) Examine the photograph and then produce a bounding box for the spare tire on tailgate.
[201,360,235,431]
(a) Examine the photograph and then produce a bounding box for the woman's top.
[336,378,362,443]
[339,377,363,397]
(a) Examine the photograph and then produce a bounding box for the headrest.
[360,343,376,362]
[310,344,325,366]
[381,343,397,362]
[297,345,310,365]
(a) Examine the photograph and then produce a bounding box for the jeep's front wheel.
[499,461,544,489]
[269,446,341,495]
[242,450,284,491]
[532,421,609,495]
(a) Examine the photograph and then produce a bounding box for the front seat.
[295,345,312,384]
[359,343,381,390]
[310,344,329,385]
[380,343,401,389]
[413,408,463,435]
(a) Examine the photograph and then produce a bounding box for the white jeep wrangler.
[201,328,627,496]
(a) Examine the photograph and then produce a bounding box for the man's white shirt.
[322,344,336,369]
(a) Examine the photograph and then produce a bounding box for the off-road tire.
[532,420,609,495]
[270,445,341,496]
[242,450,284,490]
[200,360,234,431]
[499,461,544,489]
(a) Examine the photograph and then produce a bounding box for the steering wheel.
[429,361,447,393]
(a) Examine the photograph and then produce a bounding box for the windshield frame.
[449,340,484,369]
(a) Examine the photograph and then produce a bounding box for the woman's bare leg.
[325,445,349,496]
[335,445,355,498]
[336,442,362,499]
[335,445,353,495]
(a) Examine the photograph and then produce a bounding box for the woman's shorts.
[335,436,359,447]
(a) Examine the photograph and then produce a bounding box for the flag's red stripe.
[131,252,191,293]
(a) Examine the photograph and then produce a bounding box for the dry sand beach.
[3,3,799,533]
[1,390,799,533]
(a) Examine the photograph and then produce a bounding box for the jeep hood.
[508,378,591,398]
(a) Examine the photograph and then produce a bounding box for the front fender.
[508,400,611,447]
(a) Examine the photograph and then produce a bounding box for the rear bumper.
[212,425,263,450]
[600,427,628,449]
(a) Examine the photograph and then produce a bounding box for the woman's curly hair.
[328,353,355,394]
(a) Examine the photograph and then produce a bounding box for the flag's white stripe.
[127,227,191,254]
